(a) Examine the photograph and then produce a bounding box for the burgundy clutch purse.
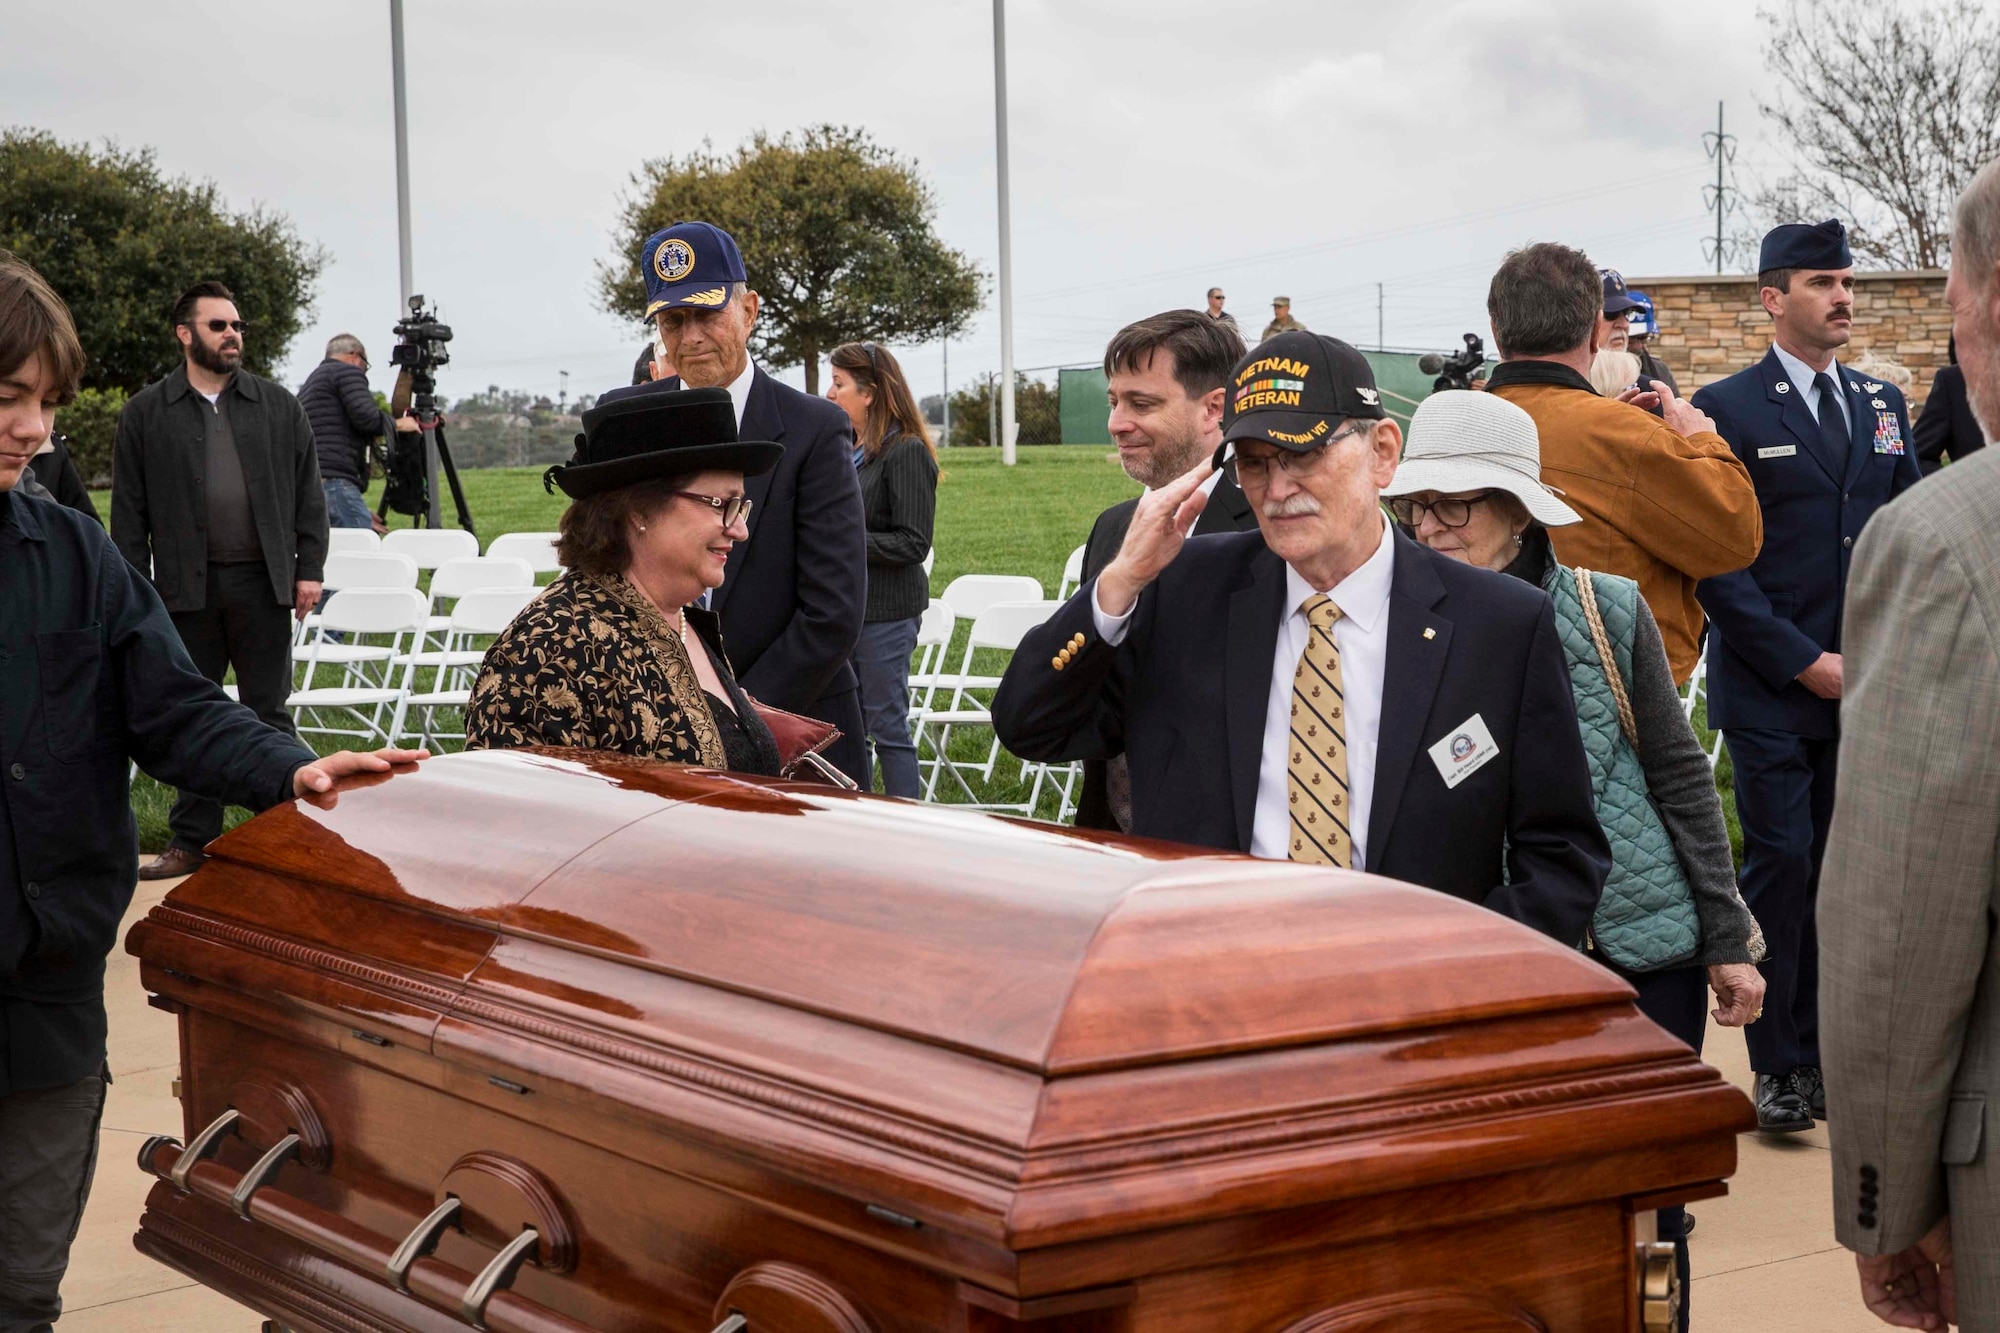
[745,698,857,789]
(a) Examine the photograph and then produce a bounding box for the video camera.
[389,295,452,378]
[1417,333,1487,393]
[381,294,473,535]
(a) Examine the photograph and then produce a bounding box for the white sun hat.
[1381,389,1582,527]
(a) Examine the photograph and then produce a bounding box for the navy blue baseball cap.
[641,221,748,318]
[1600,268,1642,316]
[1759,218,1852,274]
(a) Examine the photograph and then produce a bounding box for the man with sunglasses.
[994,332,1608,943]
[111,279,329,879]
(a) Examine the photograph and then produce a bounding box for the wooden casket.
[126,748,1751,1333]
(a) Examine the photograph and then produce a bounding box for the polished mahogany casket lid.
[128,749,1750,1331]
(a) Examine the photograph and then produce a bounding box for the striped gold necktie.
[1287,593,1353,868]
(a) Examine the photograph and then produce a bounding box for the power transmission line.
[1702,101,1740,275]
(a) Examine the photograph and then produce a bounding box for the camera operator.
[1485,243,1761,686]
[299,333,416,532]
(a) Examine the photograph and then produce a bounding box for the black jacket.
[596,369,866,712]
[28,437,97,522]
[993,528,1610,943]
[297,357,390,486]
[1073,472,1257,831]
[859,432,938,623]
[110,365,329,612]
[0,489,315,1095]
[1913,363,1985,475]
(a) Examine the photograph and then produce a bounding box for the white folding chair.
[288,588,429,745]
[1056,544,1087,599]
[909,574,1045,701]
[294,551,420,668]
[418,556,534,650]
[396,585,541,749]
[1681,642,1723,770]
[918,599,1061,811]
[382,527,480,572]
[326,527,381,556]
[486,531,563,574]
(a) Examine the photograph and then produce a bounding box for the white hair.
[325,332,366,359]
[1957,158,2000,291]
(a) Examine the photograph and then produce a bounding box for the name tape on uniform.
[1757,445,1797,459]
[1428,713,1500,790]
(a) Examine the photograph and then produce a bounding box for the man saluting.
[994,332,1609,942]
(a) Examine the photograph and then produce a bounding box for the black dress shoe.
[1755,1072,1814,1133]
[1795,1065,1826,1120]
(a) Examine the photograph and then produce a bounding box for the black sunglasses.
[192,318,248,334]
[674,491,752,526]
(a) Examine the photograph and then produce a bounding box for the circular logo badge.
[653,238,695,283]
[1450,734,1476,761]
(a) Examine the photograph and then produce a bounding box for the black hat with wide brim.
[543,383,783,499]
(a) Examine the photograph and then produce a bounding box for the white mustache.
[1262,494,1323,518]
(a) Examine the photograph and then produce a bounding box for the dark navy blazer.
[1692,348,1921,737]
[992,528,1609,944]
[598,368,866,713]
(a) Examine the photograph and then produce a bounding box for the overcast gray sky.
[5,0,1796,408]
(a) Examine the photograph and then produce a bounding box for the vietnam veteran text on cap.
[1219,330,1385,457]
[1758,218,1852,274]
[641,221,749,318]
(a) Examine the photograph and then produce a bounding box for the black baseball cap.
[1220,330,1386,456]
[1600,268,1642,316]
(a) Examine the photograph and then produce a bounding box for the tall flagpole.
[992,0,1017,466]
[390,0,414,307]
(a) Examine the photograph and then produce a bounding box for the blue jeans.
[853,616,920,798]
[322,477,374,529]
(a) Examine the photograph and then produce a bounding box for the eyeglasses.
[194,319,248,334]
[1231,420,1370,486]
[674,491,752,526]
[1386,492,1499,530]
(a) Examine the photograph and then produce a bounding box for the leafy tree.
[948,374,1060,448]
[1747,0,2000,268]
[600,125,984,393]
[53,386,127,486]
[0,128,324,393]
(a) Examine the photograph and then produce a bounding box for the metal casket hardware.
[168,1108,240,1191]
[230,1134,302,1218]
[385,1196,463,1294]
[462,1227,540,1329]
[711,1316,748,1333]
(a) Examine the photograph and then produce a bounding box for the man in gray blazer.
[1821,156,2000,1331]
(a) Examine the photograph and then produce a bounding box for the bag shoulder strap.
[1573,567,1639,754]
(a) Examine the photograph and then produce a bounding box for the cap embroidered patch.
[677,287,728,307]
[653,238,695,283]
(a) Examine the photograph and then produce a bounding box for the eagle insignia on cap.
[653,238,695,283]
[678,287,728,307]
[1356,387,1380,406]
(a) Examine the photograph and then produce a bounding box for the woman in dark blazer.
[827,342,938,798]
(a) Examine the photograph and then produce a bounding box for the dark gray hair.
[1487,243,1601,359]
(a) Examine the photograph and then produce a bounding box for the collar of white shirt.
[722,358,757,427]
[1771,343,1848,425]
[1283,511,1395,634]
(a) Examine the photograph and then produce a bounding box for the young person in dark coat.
[1913,335,1987,474]
[111,280,331,879]
[596,221,868,785]
[0,256,424,1333]
[1691,219,1924,1134]
[297,332,416,529]
[994,332,1610,943]
[826,341,937,798]
[26,433,96,521]
[1074,310,1253,831]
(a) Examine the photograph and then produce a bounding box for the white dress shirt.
[721,357,757,427]
[1092,513,1396,868]
[1771,342,1851,434]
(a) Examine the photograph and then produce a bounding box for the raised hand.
[1095,456,1216,618]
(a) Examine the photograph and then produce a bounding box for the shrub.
[56,386,126,486]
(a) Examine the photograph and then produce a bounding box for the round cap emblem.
[654,238,695,283]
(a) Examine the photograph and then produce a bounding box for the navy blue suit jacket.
[991,528,1610,944]
[1692,349,1921,737]
[598,368,865,711]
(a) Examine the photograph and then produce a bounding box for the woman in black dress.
[466,385,784,774]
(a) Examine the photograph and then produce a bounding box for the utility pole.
[389,0,414,306]
[1702,101,1738,275]
[992,0,1017,466]
[1377,283,1385,351]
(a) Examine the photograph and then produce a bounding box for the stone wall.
[1626,270,1950,412]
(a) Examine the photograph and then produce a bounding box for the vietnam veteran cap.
[1758,218,1852,274]
[641,221,748,318]
[1220,330,1385,455]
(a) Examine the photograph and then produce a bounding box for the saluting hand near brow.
[1095,456,1216,619]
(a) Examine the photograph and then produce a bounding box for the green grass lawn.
[93,446,1748,866]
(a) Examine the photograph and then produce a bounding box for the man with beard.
[1691,220,1923,1135]
[1073,310,1250,831]
[111,280,328,879]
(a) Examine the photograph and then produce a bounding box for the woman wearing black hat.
[465,386,785,773]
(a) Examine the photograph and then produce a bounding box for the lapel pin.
[1423,627,1436,640]
[1776,381,1791,394]
[1871,398,1887,409]
[1862,381,1881,393]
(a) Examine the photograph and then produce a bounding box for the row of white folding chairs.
[295,554,534,682]
[287,585,540,748]
[326,526,563,574]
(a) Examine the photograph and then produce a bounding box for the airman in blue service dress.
[1692,219,1923,1132]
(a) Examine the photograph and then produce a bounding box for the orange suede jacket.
[1489,362,1762,684]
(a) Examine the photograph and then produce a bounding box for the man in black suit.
[1913,335,1988,474]
[1075,310,1254,830]
[995,332,1608,942]
[601,221,867,783]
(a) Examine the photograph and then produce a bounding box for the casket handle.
[387,1196,463,1293]
[230,1133,301,1218]
[710,1317,748,1333]
[462,1228,541,1329]
[168,1107,240,1191]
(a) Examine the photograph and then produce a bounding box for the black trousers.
[166,562,297,853]
[802,686,869,788]
[1612,961,1708,1333]
[0,1070,108,1333]
[1724,727,1838,1076]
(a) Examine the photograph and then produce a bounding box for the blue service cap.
[640,221,748,318]
[1759,218,1852,274]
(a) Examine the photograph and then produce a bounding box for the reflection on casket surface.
[126,747,1750,1332]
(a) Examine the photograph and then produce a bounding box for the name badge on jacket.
[1874,411,1906,455]
[1757,445,1797,460]
[1429,713,1499,790]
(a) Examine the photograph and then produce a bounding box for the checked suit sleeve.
[991,580,1133,764]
